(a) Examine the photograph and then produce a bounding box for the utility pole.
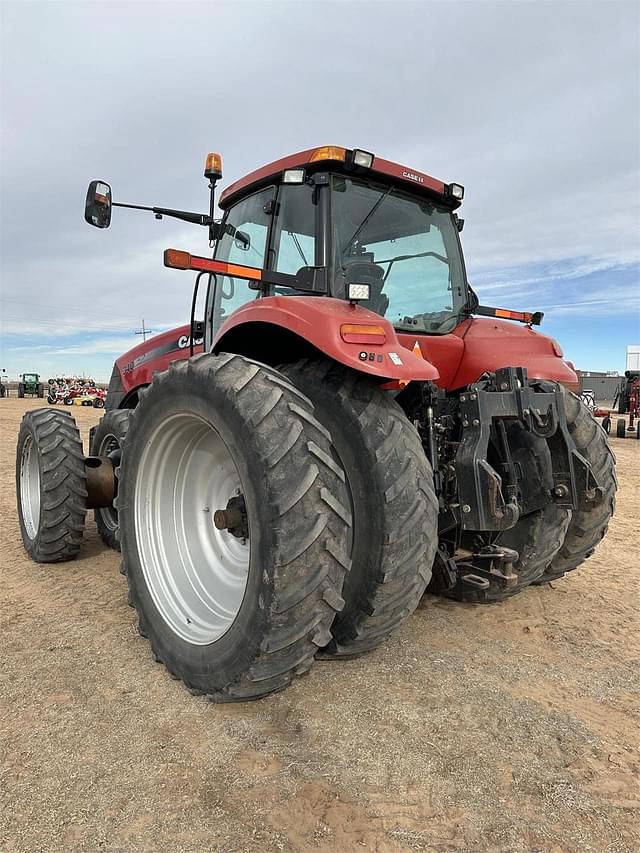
[135,318,155,343]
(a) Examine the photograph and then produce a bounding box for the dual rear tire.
[118,354,352,701]
[280,360,439,656]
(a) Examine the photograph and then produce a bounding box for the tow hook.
[458,545,519,590]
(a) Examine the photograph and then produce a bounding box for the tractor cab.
[84,146,573,391]
[204,146,467,345]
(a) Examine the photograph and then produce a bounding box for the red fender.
[214,296,439,382]
[114,324,203,400]
[446,317,578,390]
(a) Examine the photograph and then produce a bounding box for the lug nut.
[462,505,471,513]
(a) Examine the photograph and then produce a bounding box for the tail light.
[340,324,386,345]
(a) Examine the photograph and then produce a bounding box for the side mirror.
[234,230,250,251]
[85,180,112,228]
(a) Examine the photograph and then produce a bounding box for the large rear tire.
[18,383,25,399]
[118,353,351,701]
[280,359,438,657]
[16,409,87,562]
[534,388,616,584]
[430,422,571,603]
[90,409,131,551]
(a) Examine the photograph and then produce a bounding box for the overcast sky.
[1,0,639,379]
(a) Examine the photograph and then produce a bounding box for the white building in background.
[627,346,640,372]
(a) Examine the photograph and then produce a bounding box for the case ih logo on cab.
[402,171,424,184]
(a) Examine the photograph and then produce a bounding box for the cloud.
[1,0,639,377]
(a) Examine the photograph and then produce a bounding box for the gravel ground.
[1,398,638,853]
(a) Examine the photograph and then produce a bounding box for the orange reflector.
[340,323,386,345]
[225,262,262,281]
[310,145,347,163]
[164,249,192,270]
[205,152,223,178]
[412,340,423,359]
[494,307,532,323]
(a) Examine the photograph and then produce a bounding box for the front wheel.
[118,354,352,702]
[16,409,87,562]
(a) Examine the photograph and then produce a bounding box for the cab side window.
[205,187,275,342]
[272,184,317,275]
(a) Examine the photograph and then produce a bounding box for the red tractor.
[16,147,616,702]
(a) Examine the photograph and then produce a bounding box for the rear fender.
[214,296,439,382]
[449,317,578,390]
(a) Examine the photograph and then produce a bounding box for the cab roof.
[218,146,462,211]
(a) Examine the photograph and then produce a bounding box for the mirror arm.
[112,202,212,226]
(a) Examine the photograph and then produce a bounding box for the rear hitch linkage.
[454,367,603,532]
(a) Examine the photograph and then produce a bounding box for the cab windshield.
[331,176,466,333]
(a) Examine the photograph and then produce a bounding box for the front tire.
[118,354,351,701]
[16,409,87,562]
[280,359,438,657]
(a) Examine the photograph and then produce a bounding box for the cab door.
[204,186,275,350]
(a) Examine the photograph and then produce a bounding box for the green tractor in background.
[18,374,44,399]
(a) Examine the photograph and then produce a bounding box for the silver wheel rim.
[20,435,41,539]
[134,412,250,645]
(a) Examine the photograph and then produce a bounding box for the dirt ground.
[1,397,638,853]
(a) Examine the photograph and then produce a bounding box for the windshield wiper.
[377,250,449,281]
[289,231,309,266]
[342,186,393,254]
